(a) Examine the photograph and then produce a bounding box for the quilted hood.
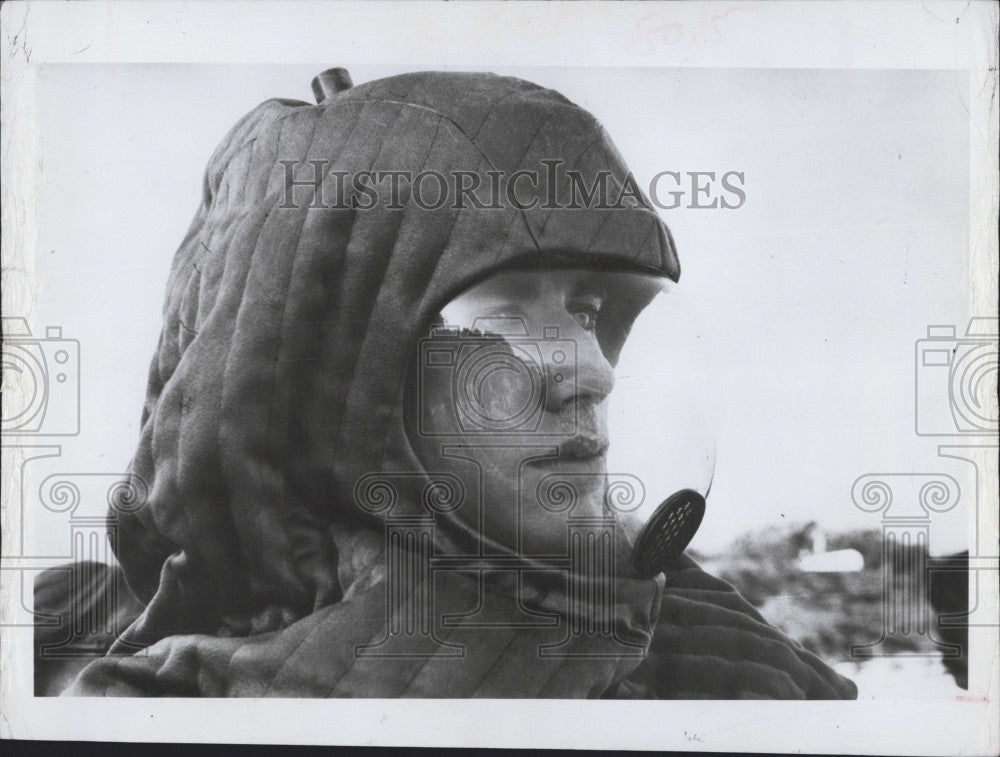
[112,70,679,645]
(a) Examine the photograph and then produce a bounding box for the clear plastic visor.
[411,268,717,563]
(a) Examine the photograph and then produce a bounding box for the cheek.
[414,348,544,437]
[473,362,543,424]
[411,369,456,443]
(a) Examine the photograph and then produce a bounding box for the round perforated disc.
[632,489,706,578]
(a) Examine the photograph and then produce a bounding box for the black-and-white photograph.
[2,1,997,752]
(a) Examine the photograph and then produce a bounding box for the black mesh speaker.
[631,489,706,578]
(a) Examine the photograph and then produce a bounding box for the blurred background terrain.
[691,522,968,700]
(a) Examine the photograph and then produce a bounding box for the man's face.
[410,267,665,556]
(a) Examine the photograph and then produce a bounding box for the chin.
[518,489,609,558]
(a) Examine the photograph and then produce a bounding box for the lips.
[550,401,608,461]
[558,433,609,460]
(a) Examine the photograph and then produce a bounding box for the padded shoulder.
[34,561,145,696]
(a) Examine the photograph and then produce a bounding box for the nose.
[544,331,615,412]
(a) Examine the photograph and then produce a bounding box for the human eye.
[569,295,603,332]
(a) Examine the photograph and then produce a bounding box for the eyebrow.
[497,274,541,301]
[479,303,526,318]
[571,273,609,300]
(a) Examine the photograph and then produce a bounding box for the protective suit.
[36,71,856,699]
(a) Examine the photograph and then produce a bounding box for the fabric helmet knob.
[311,67,354,103]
